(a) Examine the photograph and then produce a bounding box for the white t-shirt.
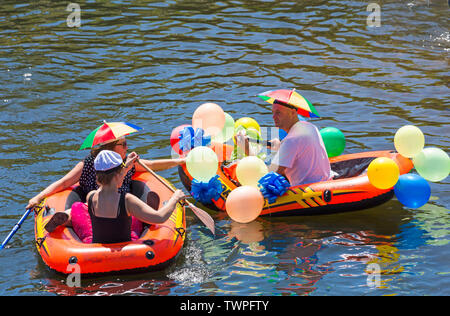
[270,121,331,186]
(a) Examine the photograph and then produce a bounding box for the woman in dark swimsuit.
[45,150,185,243]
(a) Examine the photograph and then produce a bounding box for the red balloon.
[170,124,191,155]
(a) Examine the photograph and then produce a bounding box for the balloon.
[394,174,431,208]
[394,125,425,158]
[367,157,400,189]
[236,156,268,187]
[320,127,346,157]
[412,147,450,182]
[192,103,226,137]
[210,141,234,162]
[235,117,260,133]
[212,112,235,143]
[186,146,219,182]
[170,124,191,155]
[225,186,264,223]
[278,128,287,141]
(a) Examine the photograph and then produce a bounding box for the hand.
[171,190,187,203]
[234,130,249,151]
[26,195,42,209]
[177,157,187,165]
[269,138,281,151]
[125,152,139,168]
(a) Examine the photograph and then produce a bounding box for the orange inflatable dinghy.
[179,149,413,216]
[34,171,186,275]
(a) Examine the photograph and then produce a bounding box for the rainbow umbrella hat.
[79,121,143,150]
[257,89,320,118]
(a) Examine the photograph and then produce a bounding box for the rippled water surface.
[0,0,449,296]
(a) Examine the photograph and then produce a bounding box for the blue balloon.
[278,128,287,141]
[394,174,431,208]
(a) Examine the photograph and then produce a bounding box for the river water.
[0,0,449,296]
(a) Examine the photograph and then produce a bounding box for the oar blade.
[186,201,215,236]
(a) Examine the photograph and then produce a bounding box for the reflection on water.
[0,0,449,296]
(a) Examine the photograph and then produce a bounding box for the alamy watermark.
[366,3,381,27]
[366,263,381,288]
[66,3,81,28]
[66,263,81,287]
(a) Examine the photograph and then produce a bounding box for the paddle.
[248,137,272,148]
[0,208,33,250]
[137,159,215,236]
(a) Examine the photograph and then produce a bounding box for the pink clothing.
[71,202,143,243]
[270,121,331,186]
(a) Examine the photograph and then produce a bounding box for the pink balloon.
[192,103,226,137]
[225,186,264,223]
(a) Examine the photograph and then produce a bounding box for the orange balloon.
[192,103,225,137]
[225,186,264,223]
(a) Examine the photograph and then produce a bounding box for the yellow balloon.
[394,125,425,158]
[367,157,400,189]
[225,186,264,223]
[186,146,218,182]
[236,156,268,187]
[235,117,261,133]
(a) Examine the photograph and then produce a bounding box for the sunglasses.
[116,140,127,147]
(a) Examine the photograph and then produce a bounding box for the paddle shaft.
[248,137,272,148]
[137,159,179,194]
[137,159,215,235]
[0,208,32,250]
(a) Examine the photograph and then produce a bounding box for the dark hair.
[96,165,123,185]
[90,140,120,158]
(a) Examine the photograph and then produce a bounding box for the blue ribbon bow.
[190,175,222,205]
[258,172,290,204]
[179,127,211,153]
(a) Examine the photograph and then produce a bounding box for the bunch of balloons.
[394,125,449,182]
[176,103,227,186]
[367,124,449,209]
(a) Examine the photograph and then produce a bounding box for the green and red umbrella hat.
[79,121,143,150]
[257,89,320,118]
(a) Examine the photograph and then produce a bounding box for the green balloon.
[320,127,346,157]
[212,112,235,143]
[412,147,450,182]
[186,146,219,182]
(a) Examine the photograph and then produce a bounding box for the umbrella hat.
[257,89,320,118]
[80,121,143,150]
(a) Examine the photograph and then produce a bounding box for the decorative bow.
[258,172,290,204]
[179,127,211,153]
[190,175,222,205]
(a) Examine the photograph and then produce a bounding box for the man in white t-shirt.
[236,103,331,186]
[269,103,331,186]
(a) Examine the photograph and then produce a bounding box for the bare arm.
[27,161,84,208]
[134,158,185,172]
[125,190,185,224]
[275,166,287,177]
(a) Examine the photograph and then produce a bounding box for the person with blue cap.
[44,150,185,244]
